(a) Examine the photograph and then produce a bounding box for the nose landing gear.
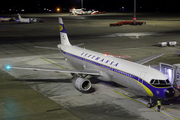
[147,98,154,108]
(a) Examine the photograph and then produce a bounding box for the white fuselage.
[0,17,15,22]
[18,14,37,23]
[19,18,30,23]
[19,18,37,23]
[70,9,98,15]
[59,44,171,98]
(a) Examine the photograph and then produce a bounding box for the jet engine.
[72,77,91,92]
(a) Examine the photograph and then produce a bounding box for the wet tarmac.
[0,12,180,120]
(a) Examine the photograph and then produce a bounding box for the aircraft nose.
[165,88,175,98]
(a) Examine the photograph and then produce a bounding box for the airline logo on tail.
[59,24,66,33]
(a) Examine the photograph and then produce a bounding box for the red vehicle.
[110,21,146,26]
[128,21,145,25]
[39,19,44,22]
[98,11,105,14]
[110,21,123,26]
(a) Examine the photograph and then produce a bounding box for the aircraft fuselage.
[59,44,174,99]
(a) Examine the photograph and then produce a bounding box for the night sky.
[0,0,180,13]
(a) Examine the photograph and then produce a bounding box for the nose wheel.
[147,98,154,108]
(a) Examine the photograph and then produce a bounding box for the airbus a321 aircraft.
[17,13,37,23]
[5,18,175,108]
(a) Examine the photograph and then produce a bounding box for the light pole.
[134,0,136,24]
[81,0,83,8]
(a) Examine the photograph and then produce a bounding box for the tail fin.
[17,13,21,20]
[58,18,71,46]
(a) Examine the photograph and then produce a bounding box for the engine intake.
[72,77,91,91]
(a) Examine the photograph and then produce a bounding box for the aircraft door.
[138,72,146,91]
[109,68,113,78]
[81,55,87,69]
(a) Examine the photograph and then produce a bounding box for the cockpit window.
[154,80,159,84]
[150,79,171,87]
[159,80,167,85]
[150,79,154,84]
[166,79,170,84]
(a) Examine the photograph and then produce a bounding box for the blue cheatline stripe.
[61,50,172,98]
[59,24,66,33]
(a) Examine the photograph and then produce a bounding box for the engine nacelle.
[72,77,91,92]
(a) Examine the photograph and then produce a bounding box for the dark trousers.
[158,105,161,112]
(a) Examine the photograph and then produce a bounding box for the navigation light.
[6,65,11,70]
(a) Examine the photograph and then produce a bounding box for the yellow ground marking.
[40,57,66,69]
[111,90,179,120]
[41,56,179,120]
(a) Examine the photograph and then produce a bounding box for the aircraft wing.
[134,52,163,65]
[4,66,100,76]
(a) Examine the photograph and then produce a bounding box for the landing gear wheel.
[147,103,152,108]
[147,98,154,108]
[150,103,154,107]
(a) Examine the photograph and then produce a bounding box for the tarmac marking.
[40,57,179,120]
[111,89,179,120]
[46,108,62,112]
[161,105,172,110]
[40,57,66,69]
[0,103,4,105]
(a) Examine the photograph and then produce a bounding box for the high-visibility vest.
[157,100,161,106]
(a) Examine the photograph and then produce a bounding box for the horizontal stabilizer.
[74,43,85,47]
[34,46,60,50]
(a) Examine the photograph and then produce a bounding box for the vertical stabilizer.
[17,13,21,20]
[58,18,71,46]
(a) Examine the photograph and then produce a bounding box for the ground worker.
[157,100,161,112]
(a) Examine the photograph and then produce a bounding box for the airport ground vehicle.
[158,41,177,47]
[110,21,146,26]
[39,19,44,22]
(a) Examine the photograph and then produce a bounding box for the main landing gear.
[71,73,88,78]
[147,98,154,108]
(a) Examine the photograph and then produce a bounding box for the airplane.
[17,13,37,23]
[5,18,175,108]
[104,32,159,39]
[70,8,99,15]
[0,17,15,22]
